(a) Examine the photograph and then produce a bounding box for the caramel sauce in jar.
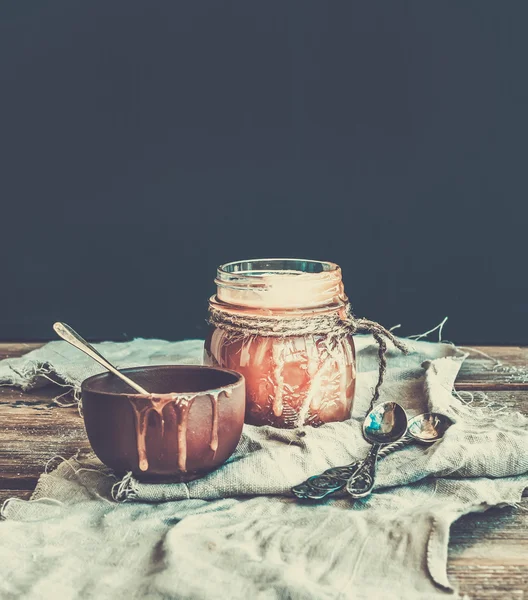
[205,259,356,428]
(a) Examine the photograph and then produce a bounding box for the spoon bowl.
[407,412,453,443]
[363,401,408,445]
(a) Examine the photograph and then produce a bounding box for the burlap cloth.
[0,336,526,600]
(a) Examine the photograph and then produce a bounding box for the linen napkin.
[0,336,526,600]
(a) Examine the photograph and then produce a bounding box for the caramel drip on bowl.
[208,393,219,454]
[135,407,150,472]
[208,388,232,455]
[128,394,196,473]
[128,385,236,474]
[174,396,194,472]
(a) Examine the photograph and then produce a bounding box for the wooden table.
[0,343,526,599]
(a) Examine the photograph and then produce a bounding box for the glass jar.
[204,259,356,428]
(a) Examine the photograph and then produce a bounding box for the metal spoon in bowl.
[345,411,453,498]
[53,322,150,395]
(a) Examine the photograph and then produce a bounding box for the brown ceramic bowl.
[81,365,245,482]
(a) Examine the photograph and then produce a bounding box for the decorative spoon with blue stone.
[292,406,452,501]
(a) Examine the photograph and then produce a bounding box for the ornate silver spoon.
[292,402,408,500]
[292,410,452,501]
[342,401,408,498]
[346,411,452,498]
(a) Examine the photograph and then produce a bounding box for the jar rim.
[218,258,339,277]
[214,258,346,311]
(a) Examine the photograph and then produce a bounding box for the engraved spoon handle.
[345,443,381,498]
[53,322,150,395]
[291,435,413,500]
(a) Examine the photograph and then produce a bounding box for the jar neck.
[212,258,348,314]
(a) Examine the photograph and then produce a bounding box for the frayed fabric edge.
[0,496,65,522]
[426,479,528,592]
[111,472,139,502]
[0,359,84,414]
[0,454,75,521]
[23,452,116,509]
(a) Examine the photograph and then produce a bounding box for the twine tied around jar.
[208,304,408,413]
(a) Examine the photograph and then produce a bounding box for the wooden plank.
[450,389,528,416]
[448,564,527,600]
[0,489,31,504]
[0,342,43,360]
[457,345,528,390]
[450,502,528,556]
[0,385,88,491]
[0,383,63,407]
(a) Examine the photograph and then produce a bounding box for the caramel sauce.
[128,389,229,473]
[205,332,356,428]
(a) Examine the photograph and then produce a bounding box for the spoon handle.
[291,436,413,500]
[345,443,382,498]
[291,462,364,500]
[53,322,150,395]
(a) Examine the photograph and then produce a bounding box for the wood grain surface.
[0,342,526,599]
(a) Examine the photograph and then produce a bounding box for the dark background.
[1,1,527,344]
